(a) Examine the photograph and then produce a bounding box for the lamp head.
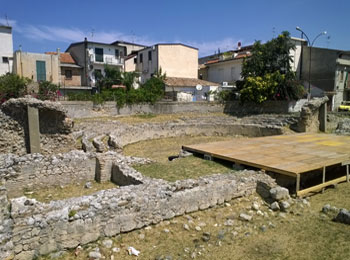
[323,31,327,35]
[296,26,302,31]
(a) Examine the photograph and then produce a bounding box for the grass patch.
[22,181,118,203]
[123,135,239,181]
[134,156,234,182]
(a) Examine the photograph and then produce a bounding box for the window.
[2,57,9,63]
[148,51,152,61]
[140,53,143,63]
[95,48,104,62]
[134,57,137,64]
[65,70,72,79]
[115,49,119,58]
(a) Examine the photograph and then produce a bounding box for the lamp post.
[296,27,327,100]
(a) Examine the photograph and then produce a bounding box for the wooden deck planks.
[183,133,350,176]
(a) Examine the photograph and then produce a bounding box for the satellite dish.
[196,84,202,91]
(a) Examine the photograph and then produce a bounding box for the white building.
[66,39,146,87]
[0,25,13,75]
[66,38,125,87]
[199,37,307,86]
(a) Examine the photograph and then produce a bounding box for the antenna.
[91,28,95,39]
[326,35,331,48]
[4,14,10,26]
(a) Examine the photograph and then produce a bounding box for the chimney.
[237,42,241,50]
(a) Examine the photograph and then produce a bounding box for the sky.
[1,0,349,57]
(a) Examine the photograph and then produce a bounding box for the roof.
[204,52,251,66]
[65,39,117,52]
[0,25,12,30]
[140,43,198,52]
[111,40,146,47]
[46,52,80,65]
[206,59,219,64]
[165,77,219,87]
[125,53,137,60]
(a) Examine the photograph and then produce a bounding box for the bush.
[67,76,165,108]
[0,73,31,103]
[67,92,93,101]
[37,81,59,101]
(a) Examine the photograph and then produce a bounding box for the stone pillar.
[319,103,327,132]
[27,105,41,153]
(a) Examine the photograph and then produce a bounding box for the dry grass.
[39,182,350,260]
[123,135,239,181]
[22,181,118,203]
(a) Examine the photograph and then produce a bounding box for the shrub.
[67,75,165,108]
[0,73,31,103]
[67,92,93,101]
[37,81,59,101]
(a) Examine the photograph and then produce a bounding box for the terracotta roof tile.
[45,52,77,64]
[205,59,219,64]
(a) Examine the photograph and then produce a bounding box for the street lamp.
[296,26,327,100]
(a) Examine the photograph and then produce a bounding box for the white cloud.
[10,21,248,56]
[186,38,245,56]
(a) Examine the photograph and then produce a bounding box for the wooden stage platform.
[183,133,350,196]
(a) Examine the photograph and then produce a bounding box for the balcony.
[90,55,124,66]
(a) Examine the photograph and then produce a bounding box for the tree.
[122,71,138,91]
[0,73,31,103]
[95,65,122,91]
[239,31,305,103]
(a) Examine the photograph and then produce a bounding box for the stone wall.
[0,168,276,259]
[327,112,350,133]
[0,111,26,155]
[0,97,75,156]
[291,97,328,132]
[0,151,152,198]
[0,151,96,198]
[77,114,298,150]
[61,100,304,119]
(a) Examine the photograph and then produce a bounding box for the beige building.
[13,50,83,91]
[111,41,146,56]
[125,53,137,72]
[46,51,83,87]
[135,43,199,84]
[13,51,60,84]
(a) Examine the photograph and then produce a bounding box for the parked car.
[338,101,350,111]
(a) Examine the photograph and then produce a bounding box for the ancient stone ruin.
[0,96,74,155]
[0,96,348,259]
[292,96,328,132]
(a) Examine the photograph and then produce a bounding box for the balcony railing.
[90,55,124,66]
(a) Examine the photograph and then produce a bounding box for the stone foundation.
[0,168,276,259]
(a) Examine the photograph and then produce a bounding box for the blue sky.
[1,0,349,57]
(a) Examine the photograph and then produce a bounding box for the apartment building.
[0,25,13,75]
[66,38,124,87]
[135,43,199,84]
